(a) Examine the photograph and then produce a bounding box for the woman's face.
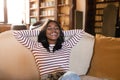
[46,22,60,44]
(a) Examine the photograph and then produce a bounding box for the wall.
[76,0,86,29]
[25,0,29,24]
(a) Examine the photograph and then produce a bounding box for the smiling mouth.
[50,33,57,36]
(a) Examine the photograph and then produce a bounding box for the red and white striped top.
[13,29,84,76]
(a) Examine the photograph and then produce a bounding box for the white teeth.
[51,33,57,36]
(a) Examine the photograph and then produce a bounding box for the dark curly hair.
[38,20,64,52]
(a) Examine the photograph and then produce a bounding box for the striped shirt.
[13,29,84,76]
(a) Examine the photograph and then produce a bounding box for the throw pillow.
[88,34,120,80]
[69,32,95,75]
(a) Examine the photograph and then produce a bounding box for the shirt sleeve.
[63,29,84,48]
[13,30,40,51]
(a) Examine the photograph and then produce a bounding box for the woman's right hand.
[39,19,49,31]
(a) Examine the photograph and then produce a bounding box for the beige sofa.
[0,30,120,80]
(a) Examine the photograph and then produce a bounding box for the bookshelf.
[94,0,120,34]
[29,0,76,30]
[29,0,39,25]
[85,0,120,35]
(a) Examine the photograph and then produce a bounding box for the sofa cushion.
[69,32,95,75]
[81,75,105,80]
[88,34,120,80]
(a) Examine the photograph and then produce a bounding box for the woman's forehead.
[48,22,58,26]
[48,21,56,24]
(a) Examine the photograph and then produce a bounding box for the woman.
[13,20,84,80]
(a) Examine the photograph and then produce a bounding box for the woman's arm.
[13,30,40,37]
[13,30,40,51]
[63,29,84,48]
[63,29,84,37]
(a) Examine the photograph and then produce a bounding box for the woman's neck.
[48,40,56,44]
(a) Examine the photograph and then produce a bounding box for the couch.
[0,30,120,80]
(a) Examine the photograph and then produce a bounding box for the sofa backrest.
[0,30,95,79]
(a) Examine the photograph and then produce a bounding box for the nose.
[50,28,57,33]
[52,28,56,31]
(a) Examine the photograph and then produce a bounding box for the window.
[0,0,27,24]
[0,0,4,22]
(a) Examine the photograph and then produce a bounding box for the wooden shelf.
[30,0,36,3]
[30,8,37,10]
[58,14,69,17]
[39,15,54,17]
[57,4,70,7]
[96,8,104,10]
[95,14,103,16]
[40,6,55,9]
[96,1,119,4]
[30,16,37,17]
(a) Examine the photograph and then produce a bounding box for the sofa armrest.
[0,30,39,80]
